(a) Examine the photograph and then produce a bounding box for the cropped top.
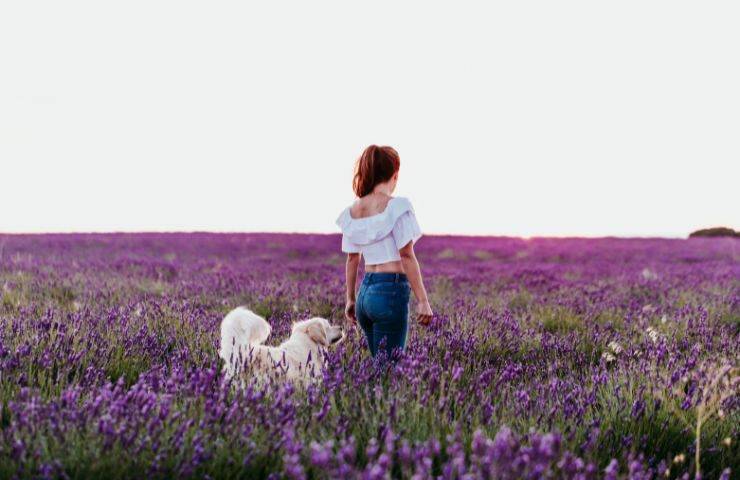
[335,197,422,265]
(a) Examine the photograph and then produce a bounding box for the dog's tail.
[219,307,271,377]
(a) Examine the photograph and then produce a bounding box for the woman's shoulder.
[384,197,416,218]
[388,196,413,211]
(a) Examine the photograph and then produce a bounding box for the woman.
[336,145,433,359]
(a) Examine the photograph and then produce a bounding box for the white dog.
[219,307,344,382]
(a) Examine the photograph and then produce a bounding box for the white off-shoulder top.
[335,197,422,265]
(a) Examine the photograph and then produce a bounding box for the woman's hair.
[352,145,400,197]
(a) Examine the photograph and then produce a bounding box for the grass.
[537,306,584,334]
[0,236,737,479]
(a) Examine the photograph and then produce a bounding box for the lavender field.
[0,233,737,479]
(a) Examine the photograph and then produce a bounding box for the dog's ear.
[305,320,328,346]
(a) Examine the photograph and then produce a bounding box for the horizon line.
[0,229,717,240]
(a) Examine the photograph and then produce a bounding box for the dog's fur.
[219,307,344,382]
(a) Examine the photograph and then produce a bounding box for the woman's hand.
[416,300,433,326]
[344,300,356,324]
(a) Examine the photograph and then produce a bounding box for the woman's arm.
[344,253,361,322]
[399,242,433,325]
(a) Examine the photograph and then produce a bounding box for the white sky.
[1,1,738,237]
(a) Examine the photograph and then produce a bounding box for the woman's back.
[349,193,393,220]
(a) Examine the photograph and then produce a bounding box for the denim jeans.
[356,272,411,359]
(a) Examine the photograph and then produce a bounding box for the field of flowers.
[0,233,737,479]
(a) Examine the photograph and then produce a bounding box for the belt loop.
[394,273,400,283]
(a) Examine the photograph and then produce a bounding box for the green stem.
[695,407,702,478]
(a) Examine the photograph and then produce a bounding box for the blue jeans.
[356,272,411,359]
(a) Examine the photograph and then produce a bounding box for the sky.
[1,1,738,238]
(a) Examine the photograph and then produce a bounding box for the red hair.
[352,145,400,198]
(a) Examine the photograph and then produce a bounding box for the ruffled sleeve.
[392,208,422,250]
[341,232,361,253]
[336,208,361,253]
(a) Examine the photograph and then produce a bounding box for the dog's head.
[292,317,344,347]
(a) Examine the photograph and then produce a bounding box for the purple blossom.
[0,233,736,478]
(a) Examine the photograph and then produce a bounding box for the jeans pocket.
[364,294,389,318]
[368,291,408,323]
